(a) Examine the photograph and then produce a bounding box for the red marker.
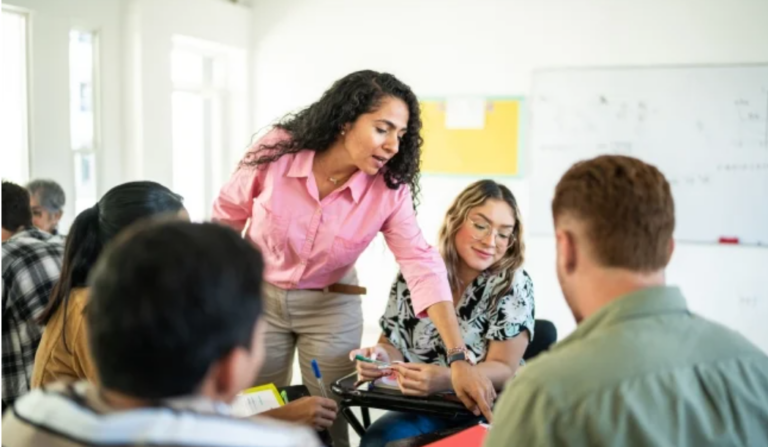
[718,237,739,244]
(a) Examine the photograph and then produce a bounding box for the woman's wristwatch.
[447,346,476,366]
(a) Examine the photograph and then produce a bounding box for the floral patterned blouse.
[380,268,535,366]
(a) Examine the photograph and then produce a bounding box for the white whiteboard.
[529,65,768,246]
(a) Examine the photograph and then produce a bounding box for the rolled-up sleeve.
[381,188,451,317]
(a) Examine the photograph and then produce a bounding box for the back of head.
[26,179,66,212]
[552,155,675,271]
[39,181,185,325]
[87,221,265,400]
[2,180,32,235]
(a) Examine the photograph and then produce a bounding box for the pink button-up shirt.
[212,130,451,317]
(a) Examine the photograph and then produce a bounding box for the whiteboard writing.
[529,65,768,246]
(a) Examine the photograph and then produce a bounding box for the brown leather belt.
[306,284,367,295]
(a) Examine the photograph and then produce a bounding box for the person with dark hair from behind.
[31,181,187,388]
[485,156,768,447]
[2,221,320,447]
[26,179,66,236]
[1,180,64,412]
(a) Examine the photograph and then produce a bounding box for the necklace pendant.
[328,177,338,185]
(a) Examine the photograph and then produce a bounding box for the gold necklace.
[328,176,339,185]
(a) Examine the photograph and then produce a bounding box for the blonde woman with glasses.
[351,180,535,447]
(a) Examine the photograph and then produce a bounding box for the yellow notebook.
[231,383,285,418]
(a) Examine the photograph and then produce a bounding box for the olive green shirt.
[485,286,768,447]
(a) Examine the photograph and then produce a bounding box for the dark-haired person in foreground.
[28,181,335,433]
[485,156,768,447]
[214,70,494,446]
[1,180,64,411]
[2,222,320,447]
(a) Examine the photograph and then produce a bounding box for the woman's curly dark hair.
[243,70,423,206]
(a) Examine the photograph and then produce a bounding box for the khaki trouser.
[257,270,363,447]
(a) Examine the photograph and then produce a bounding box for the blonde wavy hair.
[438,180,525,306]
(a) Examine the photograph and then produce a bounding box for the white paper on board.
[445,97,486,129]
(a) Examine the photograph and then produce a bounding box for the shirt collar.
[8,226,53,243]
[344,172,368,204]
[286,150,314,179]
[82,382,230,417]
[561,286,689,345]
[286,150,368,204]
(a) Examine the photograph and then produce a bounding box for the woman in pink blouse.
[213,70,495,446]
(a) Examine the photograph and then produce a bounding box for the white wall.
[122,0,252,188]
[250,0,768,351]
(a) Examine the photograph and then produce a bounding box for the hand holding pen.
[311,359,330,399]
[349,346,393,382]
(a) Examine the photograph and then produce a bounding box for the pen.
[354,354,391,369]
[311,359,329,399]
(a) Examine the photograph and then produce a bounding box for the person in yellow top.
[31,181,187,387]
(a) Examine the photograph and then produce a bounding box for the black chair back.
[523,319,557,361]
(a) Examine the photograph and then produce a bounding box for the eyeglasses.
[467,216,516,250]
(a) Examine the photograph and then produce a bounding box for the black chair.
[331,373,477,438]
[333,319,559,440]
[523,319,558,361]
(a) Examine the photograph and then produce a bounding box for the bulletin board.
[419,98,522,175]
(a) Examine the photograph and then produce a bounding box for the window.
[0,8,30,184]
[171,89,208,221]
[171,36,247,222]
[69,30,99,214]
